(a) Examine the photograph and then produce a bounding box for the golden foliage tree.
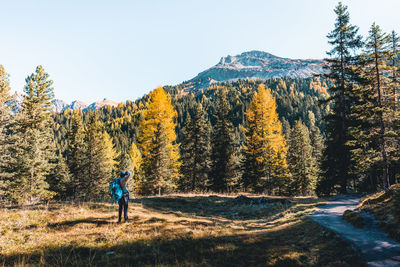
[102,131,119,175]
[137,87,180,194]
[128,141,142,175]
[128,141,142,193]
[242,84,289,193]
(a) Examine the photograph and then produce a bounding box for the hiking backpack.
[109,178,123,203]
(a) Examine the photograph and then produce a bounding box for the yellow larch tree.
[101,131,119,176]
[137,87,180,195]
[128,141,142,175]
[128,141,142,193]
[242,84,289,193]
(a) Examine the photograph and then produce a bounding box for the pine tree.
[281,118,291,140]
[66,111,87,197]
[180,114,194,191]
[180,103,211,192]
[309,116,324,183]
[318,2,362,196]
[349,23,394,190]
[145,123,172,195]
[310,125,324,168]
[287,120,317,195]
[8,66,57,204]
[242,84,289,193]
[138,87,180,195]
[0,65,14,201]
[83,113,118,198]
[47,153,72,199]
[389,31,400,108]
[210,88,238,192]
[306,111,316,130]
[389,31,400,184]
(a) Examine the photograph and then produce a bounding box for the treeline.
[0,63,329,203]
[318,2,400,195]
[53,77,329,155]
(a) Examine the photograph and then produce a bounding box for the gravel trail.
[310,195,400,266]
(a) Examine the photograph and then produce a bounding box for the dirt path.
[310,195,400,266]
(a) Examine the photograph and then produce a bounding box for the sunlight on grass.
[0,195,363,266]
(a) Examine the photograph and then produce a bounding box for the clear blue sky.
[1,0,399,103]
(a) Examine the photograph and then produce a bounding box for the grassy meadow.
[0,194,364,266]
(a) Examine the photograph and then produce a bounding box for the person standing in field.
[111,171,131,223]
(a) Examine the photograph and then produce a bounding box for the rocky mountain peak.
[186,50,326,90]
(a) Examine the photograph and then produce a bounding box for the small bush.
[342,210,364,228]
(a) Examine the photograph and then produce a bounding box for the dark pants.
[118,194,128,222]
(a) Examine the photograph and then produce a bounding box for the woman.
[117,171,131,223]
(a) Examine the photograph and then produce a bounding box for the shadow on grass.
[47,216,116,228]
[132,195,294,221]
[0,219,365,267]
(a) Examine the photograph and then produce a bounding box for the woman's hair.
[120,171,130,178]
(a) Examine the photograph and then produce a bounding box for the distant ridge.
[184,50,326,90]
[53,98,120,112]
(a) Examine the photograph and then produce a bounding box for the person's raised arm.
[120,171,131,187]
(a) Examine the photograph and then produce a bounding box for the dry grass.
[0,194,364,266]
[360,184,400,241]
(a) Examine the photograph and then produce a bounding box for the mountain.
[52,100,87,112]
[69,100,88,111]
[185,50,326,90]
[85,99,120,111]
[53,100,69,112]
[52,99,120,112]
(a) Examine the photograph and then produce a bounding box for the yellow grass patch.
[0,194,364,266]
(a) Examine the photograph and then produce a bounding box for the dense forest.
[0,2,399,204]
[53,77,329,153]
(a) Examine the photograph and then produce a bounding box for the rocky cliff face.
[186,50,325,90]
